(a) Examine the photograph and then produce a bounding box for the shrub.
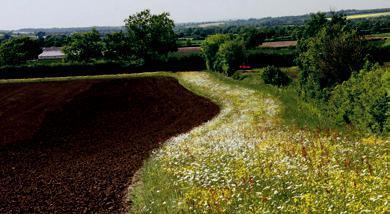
[329,67,389,134]
[214,40,246,76]
[201,34,246,76]
[231,71,247,80]
[201,34,232,71]
[261,66,292,87]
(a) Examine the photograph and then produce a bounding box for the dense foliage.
[246,48,297,67]
[0,37,41,66]
[200,34,232,71]
[103,31,135,63]
[215,40,246,76]
[125,9,177,63]
[42,35,70,47]
[201,34,246,76]
[64,29,103,62]
[297,14,367,99]
[329,67,389,134]
[261,66,291,87]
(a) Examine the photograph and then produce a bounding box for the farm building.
[38,47,65,60]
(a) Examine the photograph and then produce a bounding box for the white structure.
[38,47,65,60]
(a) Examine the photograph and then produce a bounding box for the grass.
[231,68,335,131]
[1,71,387,212]
[0,72,175,84]
[130,71,389,213]
[25,59,64,66]
[347,12,390,20]
[177,38,204,47]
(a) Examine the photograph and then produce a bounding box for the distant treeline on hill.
[5,8,389,36]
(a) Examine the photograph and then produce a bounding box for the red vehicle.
[239,65,252,69]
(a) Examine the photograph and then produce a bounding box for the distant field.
[177,46,201,53]
[177,39,204,47]
[261,41,297,48]
[347,12,390,19]
[198,22,225,28]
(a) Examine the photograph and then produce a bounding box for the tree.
[215,40,246,76]
[201,34,232,70]
[125,9,177,63]
[241,28,266,48]
[103,31,135,62]
[297,14,367,99]
[0,37,41,66]
[44,35,69,47]
[64,29,103,62]
[299,13,328,39]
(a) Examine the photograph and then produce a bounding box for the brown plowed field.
[0,77,219,213]
[261,41,297,48]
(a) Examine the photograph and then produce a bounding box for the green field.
[347,12,390,19]
[177,38,204,47]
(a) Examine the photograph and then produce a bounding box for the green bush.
[261,66,292,87]
[215,40,246,76]
[329,67,389,134]
[201,34,232,71]
[201,34,246,76]
[231,71,247,80]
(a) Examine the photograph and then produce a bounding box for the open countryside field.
[0,75,219,213]
[347,12,390,19]
[261,41,298,48]
[0,70,388,213]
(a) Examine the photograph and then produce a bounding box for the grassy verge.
[230,68,337,131]
[0,72,176,84]
[130,71,388,213]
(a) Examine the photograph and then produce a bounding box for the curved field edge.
[1,72,387,213]
[130,72,389,213]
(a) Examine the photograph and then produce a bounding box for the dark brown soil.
[0,77,219,213]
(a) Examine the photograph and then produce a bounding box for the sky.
[1,0,389,30]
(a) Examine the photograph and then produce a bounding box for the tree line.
[203,13,388,134]
[0,10,177,67]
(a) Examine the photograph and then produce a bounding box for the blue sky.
[1,0,389,30]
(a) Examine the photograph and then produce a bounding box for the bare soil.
[0,77,219,213]
[261,41,297,48]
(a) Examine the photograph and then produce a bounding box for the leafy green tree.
[241,28,266,48]
[0,37,41,66]
[297,14,367,99]
[44,35,69,47]
[125,9,177,63]
[103,31,135,62]
[64,29,103,62]
[299,13,328,39]
[215,40,246,76]
[201,34,232,70]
